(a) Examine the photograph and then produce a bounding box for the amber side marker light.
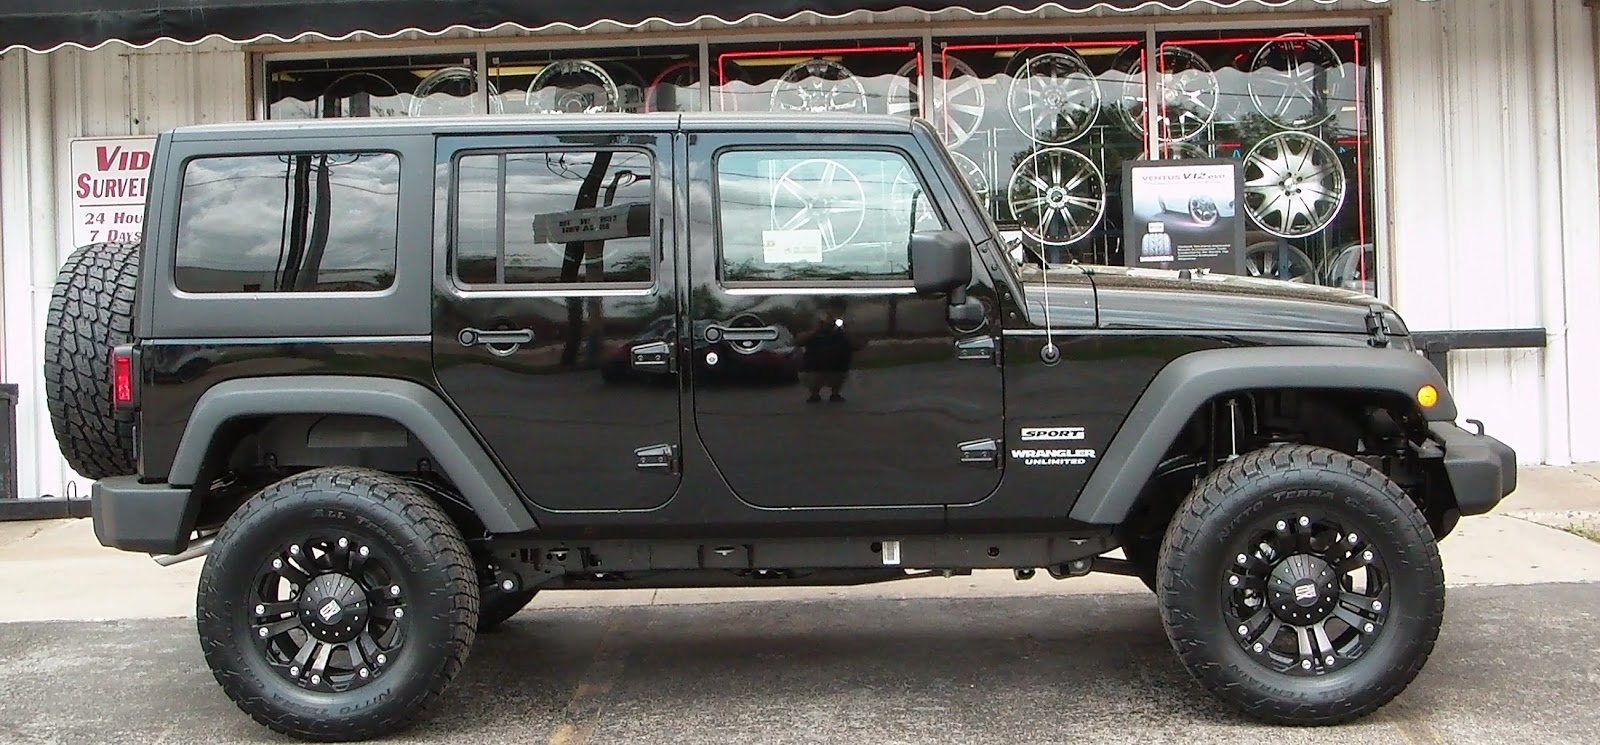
[1417,385,1439,409]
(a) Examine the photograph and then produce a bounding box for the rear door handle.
[458,327,535,356]
[703,325,780,343]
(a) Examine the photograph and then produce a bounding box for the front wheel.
[197,468,479,741]
[1157,445,1444,725]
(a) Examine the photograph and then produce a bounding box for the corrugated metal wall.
[1385,0,1599,465]
[0,40,248,503]
[0,0,1592,505]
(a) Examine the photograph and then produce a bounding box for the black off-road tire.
[44,242,140,479]
[477,586,539,632]
[198,468,479,741]
[1157,445,1444,725]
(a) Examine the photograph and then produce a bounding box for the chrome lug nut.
[358,668,370,679]
[501,579,515,592]
[310,674,320,685]
[1363,550,1374,562]
[289,545,300,555]
[1348,533,1359,543]
[376,653,387,665]
[254,604,265,615]
[1364,622,1375,633]
[390,585,401,596]
[1238,624,1249,636]
[272,559,283,570]
[1252,642,1264,653]
[1276,520,1287,531]
[257,627,269,638]
[1298,516,1310,527]
[394,608,404,619]
[1373,601,1383,611]
[1228,576,1240,587]
[1325,655,1335,666]
[1301,660,1312,670]
[358,546,370,557]
[1237,553,1248,564]
[338,537,349,548]
[289,666,300,677]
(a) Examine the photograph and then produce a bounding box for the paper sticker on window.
[761,229,824,264]
[532,203,646,244]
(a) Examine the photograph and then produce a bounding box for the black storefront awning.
[0,0,1399,54]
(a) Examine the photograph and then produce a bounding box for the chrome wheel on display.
[1245,240,1318,283]
[890,56,987,147]
[1007,148,1105,247]
[769,159,867,252]
[525,60,620,114]
[1114,45,1219,143]
[1249,33,1346,130]
[890,165,943,233]
[408,67,504,117]
[646,60,700,113]
[317,72,401,118]
[1324,242,1377,293]
[951,151,991,211]
[1243,132,1347,238]
[1007,51,1100,145]
[771,58,868,114]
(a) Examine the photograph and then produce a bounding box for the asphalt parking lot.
[3,582,1600,745]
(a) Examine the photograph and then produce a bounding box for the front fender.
[1068,346,1455,525]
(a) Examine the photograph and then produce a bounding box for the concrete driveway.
[2,464,1600,744]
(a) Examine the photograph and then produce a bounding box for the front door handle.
[458,327,535,356]
[631,341,672,373]
[703,325,780,343]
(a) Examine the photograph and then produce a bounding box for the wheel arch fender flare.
[1067,346,1456,525]
[169,375,538,534]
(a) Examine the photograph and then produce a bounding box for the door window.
[715,149,943,283]
[453,149,654,286]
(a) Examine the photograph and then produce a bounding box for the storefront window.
[485,46,699,114]
[1150,28,1375,293]
[266,54,484,119]
[259,22,1378,296]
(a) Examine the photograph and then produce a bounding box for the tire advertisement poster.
[1122,159,1246,275]
[68,136,156,251]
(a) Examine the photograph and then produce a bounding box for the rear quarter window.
[174,152,400,293]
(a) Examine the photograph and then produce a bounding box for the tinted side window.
[716,149,943,283]
[174,153,399,293]
[454,150,653,286]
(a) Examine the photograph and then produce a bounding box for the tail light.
[111,345,137,410]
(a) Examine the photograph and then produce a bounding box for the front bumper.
[91,476,196,554]
[1428,421,1518,516]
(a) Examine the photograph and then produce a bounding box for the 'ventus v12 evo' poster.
[1122,159,1246,275]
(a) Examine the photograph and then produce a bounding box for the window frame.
[170,149,404,298]
[445,145,660,294]
[710,143,950,290]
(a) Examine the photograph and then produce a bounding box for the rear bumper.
[1429,421,1517,516]
[91,477,196,554]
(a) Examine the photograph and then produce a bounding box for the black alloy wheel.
[198,467,479,741]
[1157,445,1444,725]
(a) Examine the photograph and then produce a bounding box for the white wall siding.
[1385,0,1598,465]
[0,40,247,501]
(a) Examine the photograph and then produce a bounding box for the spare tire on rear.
[44,242,140,480]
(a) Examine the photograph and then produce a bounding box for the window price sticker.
[761,229,824,264]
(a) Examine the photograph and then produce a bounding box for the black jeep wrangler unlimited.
[46,113,1515,741]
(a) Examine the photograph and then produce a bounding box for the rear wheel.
[1157,445,1443,725]
[197,467,479,741]
[44,242,140,479]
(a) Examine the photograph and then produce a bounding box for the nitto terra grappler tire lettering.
[1156,446,1444,725]
[44,242,140,480]
[197,467,479,741]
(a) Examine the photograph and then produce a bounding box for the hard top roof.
[169,112,919,141]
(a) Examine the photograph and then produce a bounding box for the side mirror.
[910,230,973,304]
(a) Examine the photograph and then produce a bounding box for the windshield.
[916,121,1023,287]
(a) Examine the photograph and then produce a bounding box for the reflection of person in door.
[795,298,862,403]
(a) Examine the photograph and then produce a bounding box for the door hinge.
[631,340,673,373]
[956,335,996,362]
[635,443,678,474]
[958,438,1000,468]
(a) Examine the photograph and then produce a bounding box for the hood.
[1017,264,1405,336]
